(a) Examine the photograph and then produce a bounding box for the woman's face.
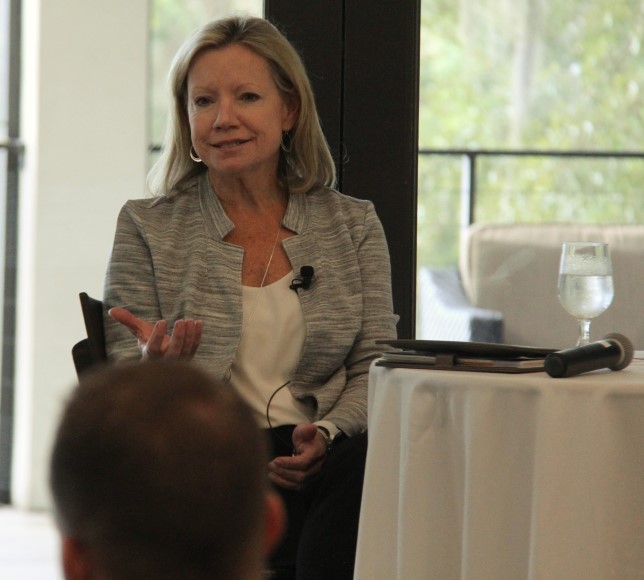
[186,44,296,185]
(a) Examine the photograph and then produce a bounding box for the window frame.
[0,0,22,504]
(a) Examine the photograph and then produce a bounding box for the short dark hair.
[50,360,268,579]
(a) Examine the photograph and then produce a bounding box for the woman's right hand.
[108,307,202,360]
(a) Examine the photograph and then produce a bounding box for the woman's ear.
[282,96,300,132]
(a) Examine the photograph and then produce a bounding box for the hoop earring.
[190,146,202,163]
[280,131,292,154]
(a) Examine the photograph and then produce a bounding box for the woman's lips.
[213,139,250,149]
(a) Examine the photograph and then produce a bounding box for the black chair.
[72,292,107,376]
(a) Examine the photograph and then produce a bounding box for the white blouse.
[229,272,311,428]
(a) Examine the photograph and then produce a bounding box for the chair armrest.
[417,267,503,343]
[72,339,93,376]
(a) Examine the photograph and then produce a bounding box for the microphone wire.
[266,380,294,451]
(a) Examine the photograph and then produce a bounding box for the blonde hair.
[148,16,336,196]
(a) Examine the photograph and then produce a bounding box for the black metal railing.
[418,148,644,230]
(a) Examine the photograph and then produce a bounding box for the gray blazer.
[103,173,397,435]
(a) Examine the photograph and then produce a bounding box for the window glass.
[417,0,644,335]
[148,0,263,167]
[0,0,9,139]
[418,0,644,261]
[419,0,643,152]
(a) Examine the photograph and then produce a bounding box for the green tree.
[418,0,644,271]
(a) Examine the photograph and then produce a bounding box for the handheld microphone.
[290,266,315,292]
[544,333,634,378]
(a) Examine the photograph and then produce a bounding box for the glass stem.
[577,319,591,346]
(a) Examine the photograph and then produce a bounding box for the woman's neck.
[209,171,287,213]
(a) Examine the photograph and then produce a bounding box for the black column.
[265,1,419,338]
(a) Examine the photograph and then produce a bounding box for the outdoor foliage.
[418,0,644,269]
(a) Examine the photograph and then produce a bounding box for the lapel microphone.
[290,266,315,292]
[544,333,634,378]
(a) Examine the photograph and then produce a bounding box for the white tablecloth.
[354,358,644,580]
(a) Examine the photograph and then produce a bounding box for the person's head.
[148,15,336,197]
[50,360,284,580]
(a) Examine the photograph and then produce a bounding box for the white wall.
[12,0,149,509]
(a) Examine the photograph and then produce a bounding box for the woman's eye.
[193,96,212,107]
[241,92,260,102]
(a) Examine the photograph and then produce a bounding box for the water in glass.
[557,242,614,346]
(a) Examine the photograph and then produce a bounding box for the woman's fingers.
[110,307,202,360]
[268,455,325,490]
[108,307,151,339]
[142,320,169,359]
[162,319,203,359]
[267,423,328,490]
[181,320,203,358]
[165,320,186,357]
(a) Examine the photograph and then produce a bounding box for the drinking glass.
[557,242,614,346]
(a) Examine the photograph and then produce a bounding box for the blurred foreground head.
[50,360,284,580]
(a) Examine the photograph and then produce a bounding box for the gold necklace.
[257,223,282,289]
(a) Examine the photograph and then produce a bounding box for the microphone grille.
[604,332,634,371]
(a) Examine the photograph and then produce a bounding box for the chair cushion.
[460,223,644,349]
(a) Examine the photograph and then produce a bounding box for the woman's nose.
[213,99,236,129]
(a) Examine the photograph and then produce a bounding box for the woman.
[104,15,397,579]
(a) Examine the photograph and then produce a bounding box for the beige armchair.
[419,223,644,349]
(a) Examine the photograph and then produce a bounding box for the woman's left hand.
[268,422,328,490]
